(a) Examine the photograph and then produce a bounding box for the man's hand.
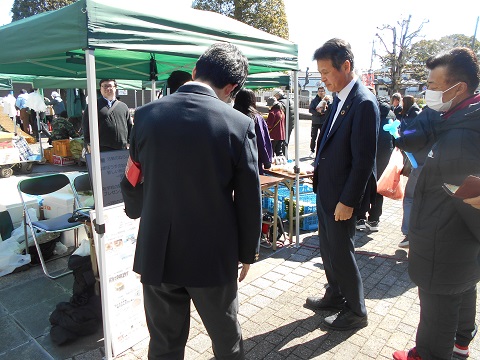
[334,202,354,221]
[238,263,250,282]
[464,196,480,210]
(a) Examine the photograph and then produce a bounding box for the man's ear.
[224,83,238,99]
[192,67,197,80]
[455,82,469,97]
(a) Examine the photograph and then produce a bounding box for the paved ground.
[1,118,479,359]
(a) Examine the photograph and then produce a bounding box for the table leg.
[272,184,278,250]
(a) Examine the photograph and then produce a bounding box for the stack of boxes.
[51,139,75,166]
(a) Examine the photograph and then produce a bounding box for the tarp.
[0,0,298,80]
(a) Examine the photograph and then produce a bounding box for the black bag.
[262,212,285,243]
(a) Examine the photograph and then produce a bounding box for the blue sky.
[0,0,478,72]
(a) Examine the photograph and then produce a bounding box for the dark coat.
[376,99,396,176]
[399,103,421,133]
[128,83,262,288]
[408,96,480,295]
[314,79,380,216]
[308,95,330,126]
[82,97,131,152]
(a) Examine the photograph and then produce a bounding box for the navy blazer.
[314,79,379,217]
[128,83,262,287]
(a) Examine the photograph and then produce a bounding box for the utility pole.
[472,16,479,50]
[370,38,375,71]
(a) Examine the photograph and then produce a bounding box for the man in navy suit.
[126,43,261,359]
[306,38,379,331]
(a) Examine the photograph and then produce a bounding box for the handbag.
[377,147,405,200]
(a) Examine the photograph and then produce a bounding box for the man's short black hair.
[99,78,117,87]
[167,70,192,94]
[426,47,480,94]
[194,42,249,98]
[313,38,355,72]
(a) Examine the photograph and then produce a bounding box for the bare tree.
[375,15,429,94]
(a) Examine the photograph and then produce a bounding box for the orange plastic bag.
[377,147,405,200]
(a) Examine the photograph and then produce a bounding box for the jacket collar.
[326,78,361,138]
[177,82,219,100]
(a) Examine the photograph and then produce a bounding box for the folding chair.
[71,173,100,294]
[17,173,84,279]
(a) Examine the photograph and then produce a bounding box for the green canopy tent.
[0,77,13,90]
[0,1,301,357]
[0,0,297,80]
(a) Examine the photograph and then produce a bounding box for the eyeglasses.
[101,85,116,89]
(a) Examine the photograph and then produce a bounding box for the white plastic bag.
[0,239,31,277]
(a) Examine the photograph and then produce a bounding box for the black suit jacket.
[314,79,379,217]
[128,83,262,287]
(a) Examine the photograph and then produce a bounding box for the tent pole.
[293,71,300,247]
[151,80,156,102]
[85,48,113,360]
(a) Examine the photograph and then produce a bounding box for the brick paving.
[1,118,480,359]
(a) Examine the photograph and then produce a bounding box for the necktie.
[314,96,339,167]
[325,96,340,136]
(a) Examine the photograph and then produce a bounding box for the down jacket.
[408,95,480,295]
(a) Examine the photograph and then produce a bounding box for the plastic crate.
[52,139,72,157]
[284,192,318,231]
[300,212,318,231]
[262,195,287,219]
[293,183,314,194]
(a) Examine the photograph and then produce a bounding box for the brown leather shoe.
[323,308,368,331]
[305,296,345,311]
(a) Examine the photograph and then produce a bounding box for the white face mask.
[425,82,460,112]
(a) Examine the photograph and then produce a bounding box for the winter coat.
[266,105,285,141]
[376,99,396,176]
[308,95,330,126]
[408,95,480,295]
[252,113,273,174]
[400,103,421,133]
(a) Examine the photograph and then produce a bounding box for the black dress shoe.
[305,296,345,311]
[323,308,368,331]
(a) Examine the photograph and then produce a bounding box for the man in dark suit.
[125,43,261,359]
[306,38,379,331]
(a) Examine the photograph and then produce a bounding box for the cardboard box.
[43,147,53,163]
[52,155,75,166]
[52,139,72,157]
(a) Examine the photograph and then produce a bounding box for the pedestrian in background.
[82,79,131,152]
[234,88,273,174]
[308,86,331,158]
[266,96,286,157]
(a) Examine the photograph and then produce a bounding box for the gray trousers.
[143,281,243,360]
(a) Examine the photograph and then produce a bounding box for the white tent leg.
[85,48,112,360]
[293,71,300,247]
